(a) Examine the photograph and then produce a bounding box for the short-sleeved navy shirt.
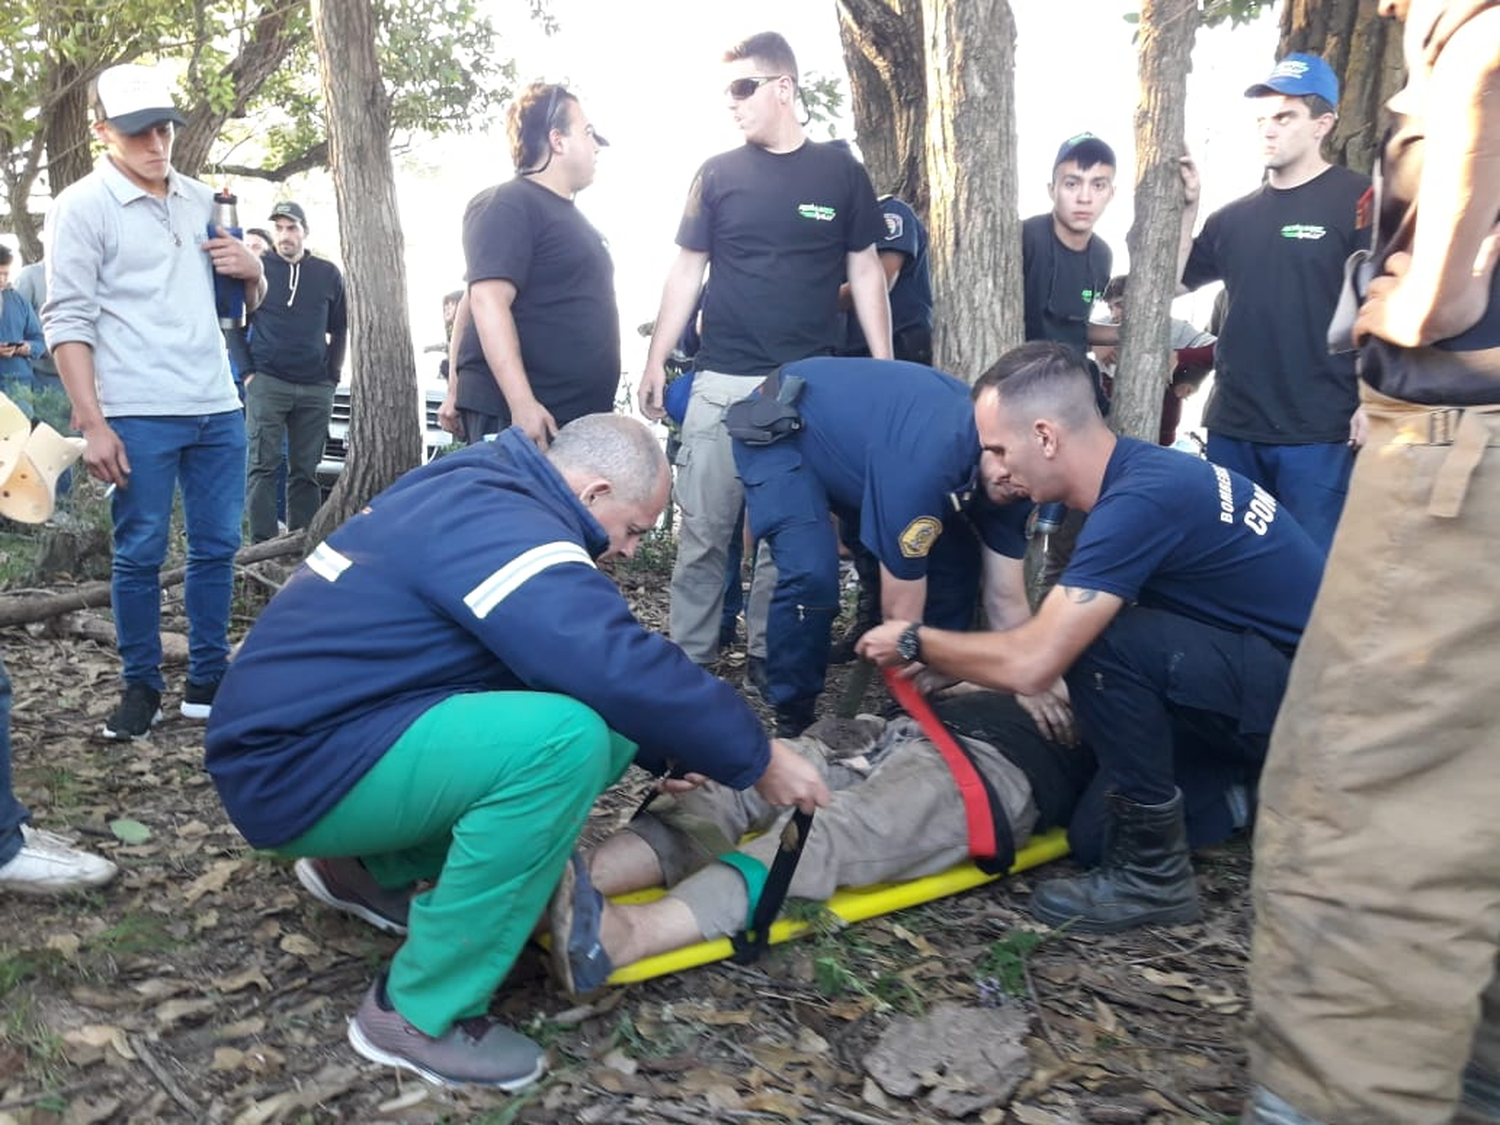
[778,356,1031,580]
[1061,438,1321,649]
[845,195,932,352]
[680,141,886,377]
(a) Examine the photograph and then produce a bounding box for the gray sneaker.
[295,857,412,935]
[347,978,545,1090]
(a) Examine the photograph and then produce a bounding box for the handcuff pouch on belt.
[724,368,806,446]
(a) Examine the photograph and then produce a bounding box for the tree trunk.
[921,0,1023,379]
[1279,0,1404,176]
[306,0,422,546]
[174,1,303,179]
[41,64,93,201]
[1114,0,1200,442]
[835,0,928,213]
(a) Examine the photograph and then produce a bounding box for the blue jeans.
[110,412,247,691]
[0,656,26,866]
[1205,436,1351,555]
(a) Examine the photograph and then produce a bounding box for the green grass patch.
[86,910,179,958]
[0,946,71,999]
[1,991,68,1087]
[975,929,1046,1002]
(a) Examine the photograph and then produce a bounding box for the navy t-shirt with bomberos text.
[1061,438,1321,650]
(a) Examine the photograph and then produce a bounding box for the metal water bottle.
[210,187,245,329]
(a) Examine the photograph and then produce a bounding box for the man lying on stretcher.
[547,676,1270,995]
[546,690,1093,995]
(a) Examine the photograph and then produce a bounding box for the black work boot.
[1030,789,1201,933]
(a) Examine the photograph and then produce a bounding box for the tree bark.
[1114,0,1200,442]
[920,0,1023,379]
[173,1,302,179]
[40,63,93,205]
[835,0,929,213]
[1278,0,1404,176]
[306,0,423,546]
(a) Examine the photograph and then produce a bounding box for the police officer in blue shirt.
[861,342,1324,934]
[840,194,933,366]
[730,356,1033,736]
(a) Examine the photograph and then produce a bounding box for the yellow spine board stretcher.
[601,827,1071,986]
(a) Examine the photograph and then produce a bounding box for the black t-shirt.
[455,178,620,425]
[1021,213,1112,358]
[679,140,885,377]
[1182,165,1371,444]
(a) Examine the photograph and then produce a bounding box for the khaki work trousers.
[1249,388,1500,1124]
[629,717,1038,941]
[669,369,773,664]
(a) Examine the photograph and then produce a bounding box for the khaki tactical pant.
[669,370,772,664]
[1249,389,1500,1124]
[629,716,1038,941]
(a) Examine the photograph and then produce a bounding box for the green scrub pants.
[279,691,636,1036]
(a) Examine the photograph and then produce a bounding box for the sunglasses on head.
[726,75,784,100]
[539,85,566,135]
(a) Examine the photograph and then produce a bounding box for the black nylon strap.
[730,808,814,963]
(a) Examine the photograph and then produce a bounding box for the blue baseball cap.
[1244,53,1339,107]
[1054,132,1116,172]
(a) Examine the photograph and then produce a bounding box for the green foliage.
[806,923,926,1016]
[2,0,532,236]
[0,947,67,999]
[1124,1,1271,28]
[615,525,677,579]
[975,928,1045,1000]
[800,70,847,138]
[89,910,179,957]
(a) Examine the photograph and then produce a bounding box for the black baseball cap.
[269,201,308,228]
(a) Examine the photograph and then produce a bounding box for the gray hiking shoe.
[347,977,545,1090]
[295,857,412,935]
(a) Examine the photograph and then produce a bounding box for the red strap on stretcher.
[883,668,999,860]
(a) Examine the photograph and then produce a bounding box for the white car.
[317,374,455,488]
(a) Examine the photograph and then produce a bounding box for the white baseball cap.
[94,64,187,135]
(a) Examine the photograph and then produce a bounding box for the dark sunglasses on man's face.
[726,75,783,100]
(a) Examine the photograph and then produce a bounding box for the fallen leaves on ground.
[0,567,1256,1123]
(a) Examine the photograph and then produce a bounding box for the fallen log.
[0,532,306,628]
[59,613,190,664]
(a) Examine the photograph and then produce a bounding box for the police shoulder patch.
[884,212,904,240]
[899,516,943,558]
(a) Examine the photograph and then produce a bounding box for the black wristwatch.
[896,622,923,663]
